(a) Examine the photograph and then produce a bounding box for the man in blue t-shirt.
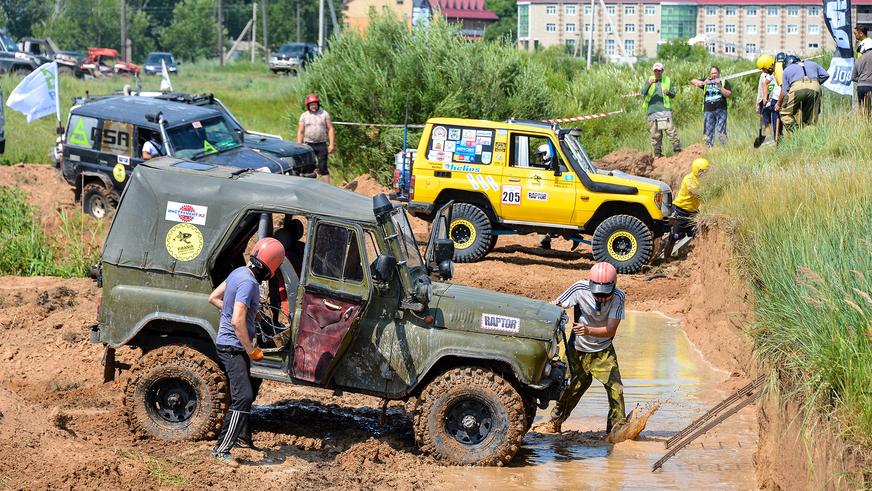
[208,237,285,465]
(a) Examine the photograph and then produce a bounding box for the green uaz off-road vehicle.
[92,157,567,466]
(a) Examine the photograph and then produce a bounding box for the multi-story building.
[517,0,872,59]
[343,0,498,39]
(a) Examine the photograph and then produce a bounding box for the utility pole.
[252,2,257,62]
[262,0,269,61]
[296,0,301,43]
[120,0,127,61]
[318,0,325,51]
[586,0,594,68]
[217,0,224,65]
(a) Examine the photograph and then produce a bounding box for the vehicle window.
[311,223,364,283]
[510,134,554,169]
[166,116,241,159]
[0,34,16,52]
[98,120,133,156]
[363,230,380,263]
[66,115,100,149]
[426,124,495,166]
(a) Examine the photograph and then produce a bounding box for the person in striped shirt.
[539,262,627,435]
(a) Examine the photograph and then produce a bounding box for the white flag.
[6,61,60,123]
[160,59,173,93]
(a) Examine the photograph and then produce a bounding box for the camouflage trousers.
[550,343,626,432]
[647,115,681,157]
[780,80,822,132]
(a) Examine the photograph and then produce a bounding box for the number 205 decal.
[501,185,521,205]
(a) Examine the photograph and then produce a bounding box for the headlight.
[654,191,663,207]
[256,166,272,173]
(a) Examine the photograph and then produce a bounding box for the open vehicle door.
[424,201,455,279]
[291,220,371,384]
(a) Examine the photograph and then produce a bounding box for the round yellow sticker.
[113,163,126,182]
[165,223,204,262]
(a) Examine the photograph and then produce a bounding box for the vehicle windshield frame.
[166,115,242,159]
[146,53,175,65]
[277,44,306,57]
[561,133,598,174]
[388,207,425,273]
[0,33,17,52]
[204,101,244,132]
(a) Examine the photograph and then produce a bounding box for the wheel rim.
[89,195,107,219]
[450,219,477,250]
[146,378,198,425]
[445,399,493,446]
[607,230,638,261]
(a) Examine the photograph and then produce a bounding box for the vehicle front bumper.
[269,58,303,71]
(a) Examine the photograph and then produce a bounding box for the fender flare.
[410,347,536,394]
[76,171,115,200]
[108,312,218,349]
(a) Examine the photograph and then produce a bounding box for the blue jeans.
[703,108,728,147]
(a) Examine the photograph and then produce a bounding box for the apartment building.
[344,0,498,39]
[518,0,872,59]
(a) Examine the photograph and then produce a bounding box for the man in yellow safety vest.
[642,62,682,158]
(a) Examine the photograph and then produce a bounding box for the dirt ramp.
[343,174,389,197]
[595,149,655,177]
[652,143,707,191]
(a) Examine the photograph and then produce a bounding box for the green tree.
[482,0,516,42]
[160,0,219,61]
[0,0,50,39]
[656,38,708,61]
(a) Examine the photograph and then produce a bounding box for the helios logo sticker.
[480,313,521,333]
[165,201,208,225]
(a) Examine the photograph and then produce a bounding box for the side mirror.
[370,254,397,283]
[437,259,454,280]
[433,238,454,265]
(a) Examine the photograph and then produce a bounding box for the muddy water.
[443,312,758,490]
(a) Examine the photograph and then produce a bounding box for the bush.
[657,38,709,62]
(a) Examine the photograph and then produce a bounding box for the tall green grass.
[705,115,872,447]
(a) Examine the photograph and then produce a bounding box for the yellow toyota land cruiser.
[399,118,672,273]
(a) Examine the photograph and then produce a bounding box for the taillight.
[410,175,416,200]
[392,169,400,192]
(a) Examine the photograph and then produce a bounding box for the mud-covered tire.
[413,367,526,466]
[125,345,229,441]
[82,183,117,220]
[591,214,654,274]
[449,203,492,263]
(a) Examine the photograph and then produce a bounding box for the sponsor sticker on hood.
[166,201,207,225]
[480,313,521,333]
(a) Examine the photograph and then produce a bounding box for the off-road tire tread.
[82,183,117,219]
[413,367,526,466]
[451,203,492,263]
[591,214,654,274]
[124,345,228,441]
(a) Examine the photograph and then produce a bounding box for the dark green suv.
[92,157,567,466]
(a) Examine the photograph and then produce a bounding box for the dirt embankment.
[595,143,708,191]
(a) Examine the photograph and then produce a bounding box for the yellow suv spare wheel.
[449,203,492,263]
[591,215,653,274]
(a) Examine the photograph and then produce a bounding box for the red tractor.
[76,48,140,78]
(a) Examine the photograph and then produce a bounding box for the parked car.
[0,31,41,75]
[17,37,79,74]
[59,96,291,218]
[77,48,140,78]
[268,42,318,75]
[142,52,178,75]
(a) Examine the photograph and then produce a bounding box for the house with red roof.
[433,0,500,39]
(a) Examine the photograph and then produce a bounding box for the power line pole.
[262,0,269,61]
[318,0,325,51]
[252,1,257,62]
[120,0,127,61]
[218,0,224,66]
[296,0,301,43]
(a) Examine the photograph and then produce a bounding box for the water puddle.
[441,311,758,490]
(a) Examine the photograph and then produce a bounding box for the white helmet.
[535,143,552,163]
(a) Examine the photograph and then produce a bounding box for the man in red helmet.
[297,93,335,183]
[208,237,285,465]
[537,262,627,436]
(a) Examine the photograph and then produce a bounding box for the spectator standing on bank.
[297,93,335,184]
[853,25,872,111]
[691,66,732,147]
[641,63,682,158]
[756,54,781,144]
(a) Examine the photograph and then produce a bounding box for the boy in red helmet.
[297,93,335,183]
[208,238,285,465]
[537,262,627,435]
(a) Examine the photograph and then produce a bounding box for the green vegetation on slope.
[705,115,872,449]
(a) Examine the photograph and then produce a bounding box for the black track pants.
[213,347,255,455]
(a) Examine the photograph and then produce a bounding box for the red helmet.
[304,93,320,106]
[249,237,285,279]
[589,262,617,296]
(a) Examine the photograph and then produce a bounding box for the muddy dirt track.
[0,149,756,490]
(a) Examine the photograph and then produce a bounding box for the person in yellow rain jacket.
[662,158,709,259]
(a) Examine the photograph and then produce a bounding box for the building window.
[645,5,656,15]
[625,23,635,33]
[624,39,636,55]
[705,24,716,34]
[767,24,778,34]
[545,23,556,32]
[566,23,576,32]
[707,43,716,53]
[725,43,736,54]
[745,43,757,53]
[584,5,592,15]
[624,5,635,15]
[807,6,820,16]
[546,5,556,15]
[607,5,616,15]
[788,7,799,16]
[808,42,819,49]
[605,39,615,55]
[725,6,736,16]
[808,24,820,34]
[725,24,736,34]
[565,5,576,15]
[605,23,613,33]
[645,23,655,32]
[767,6,778,16]
[660,5,698,40]
[585,23,592,32]
[787,24,798,34]
[746,24,757,34]
[518,3,530,38]
[566,38,576,50]
[705,6,716,16]
[746,6,757,16]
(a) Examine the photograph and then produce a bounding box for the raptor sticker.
[165,201,208,225]
[165,223,204,262]
[480,313,521,333]
[527,190,548,201]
